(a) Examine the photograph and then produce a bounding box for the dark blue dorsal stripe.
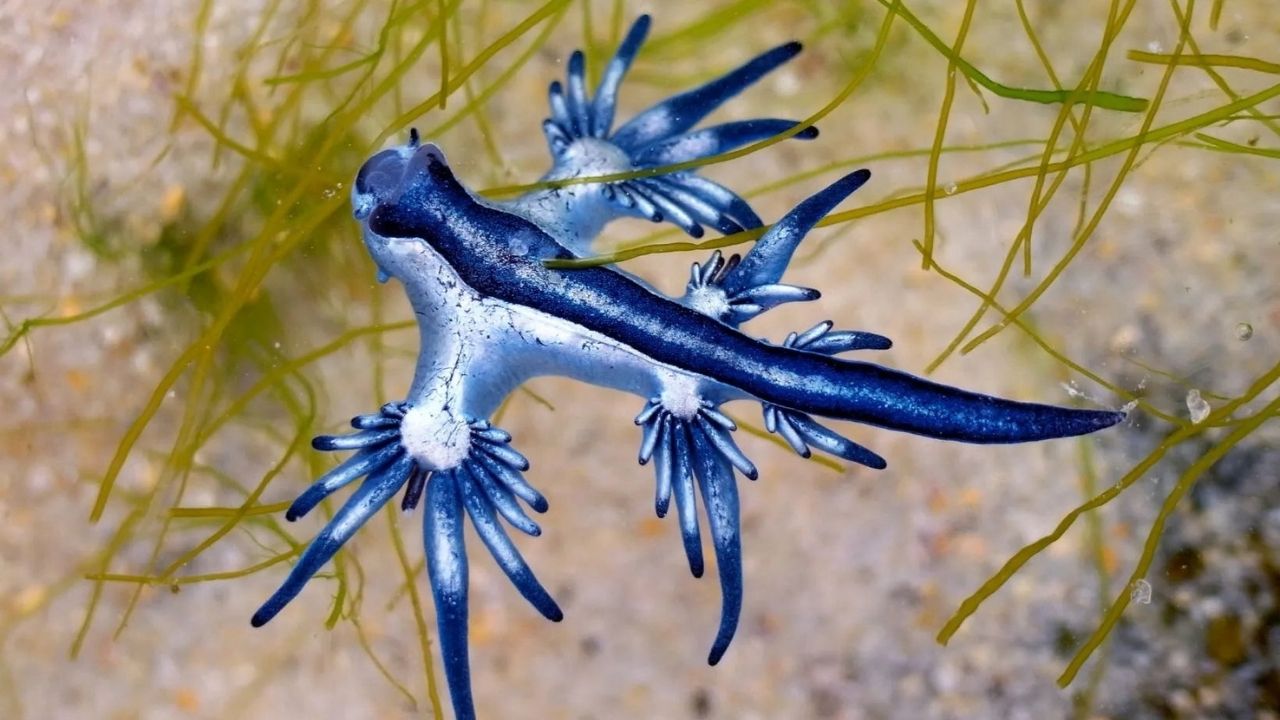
[370,161,1123,444]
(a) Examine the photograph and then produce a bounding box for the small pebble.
[13,584,47,614]
[1235,322,1253,341]
[160,184,185,220]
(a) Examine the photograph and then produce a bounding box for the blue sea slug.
[251,16,1124,719]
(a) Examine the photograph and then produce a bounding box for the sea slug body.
[252,16,1124,720]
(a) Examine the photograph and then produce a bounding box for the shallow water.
[2,1,1278,718]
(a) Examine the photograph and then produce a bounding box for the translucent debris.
[1130,578,1153,605]
[1186,389,1211,424]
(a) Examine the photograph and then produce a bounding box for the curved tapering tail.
[737,350,1124,444]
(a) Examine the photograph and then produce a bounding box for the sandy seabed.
[2,1,1279,718]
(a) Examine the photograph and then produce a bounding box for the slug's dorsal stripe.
[369,160,1123,444]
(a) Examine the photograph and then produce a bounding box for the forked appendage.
[684,250,820,325]
[422,419,562,720]
[251,402,416,628]
[252,409,558,720]
[681,169,872,326]
[541,14,817,238]
[762,322,891,469]
[635,397,756,665]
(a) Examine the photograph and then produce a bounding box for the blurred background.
[1,0,1278,718]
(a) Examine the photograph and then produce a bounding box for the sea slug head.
[350,130,466,290]
[351,128,447,221]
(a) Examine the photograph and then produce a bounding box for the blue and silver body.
[252,16,1124,720]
